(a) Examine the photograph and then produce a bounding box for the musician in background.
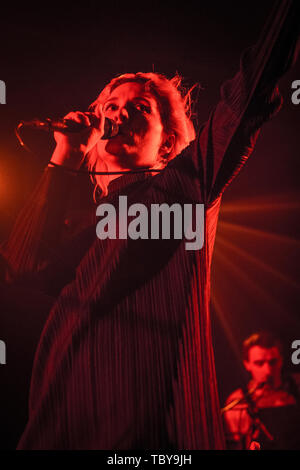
[223,332,300,450]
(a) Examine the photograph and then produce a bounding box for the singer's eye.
[104,103,118,112]
[135,103,151,114]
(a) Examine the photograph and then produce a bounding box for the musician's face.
[96,82,173,169]
[244,346,283,388]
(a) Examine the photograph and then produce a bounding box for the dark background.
[0,0,299,449]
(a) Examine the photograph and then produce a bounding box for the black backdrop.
[0,0,299,450]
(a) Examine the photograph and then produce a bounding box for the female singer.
[2,1,299,449]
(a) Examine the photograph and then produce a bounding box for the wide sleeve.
[197,0,300,205]
[1,166,77,280]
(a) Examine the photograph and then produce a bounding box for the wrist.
[50,145,85,169]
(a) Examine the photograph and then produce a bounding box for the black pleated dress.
[2,0,299,449]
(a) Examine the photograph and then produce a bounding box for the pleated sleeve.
[1,167,77,280]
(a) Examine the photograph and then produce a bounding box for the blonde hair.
[87,72,196,197]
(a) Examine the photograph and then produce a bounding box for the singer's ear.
[159,133,175,157]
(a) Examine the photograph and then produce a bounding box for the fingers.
[84,111,101,129]
[86,105,105,134]
[53,109,104,161]
[63,111,92,128]
[62,111,103,135]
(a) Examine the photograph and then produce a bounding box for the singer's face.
[243,346,283,388]
[96,82,170,169]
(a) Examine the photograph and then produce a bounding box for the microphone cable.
[15,121,164,176]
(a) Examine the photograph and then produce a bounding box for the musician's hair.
[87,72,196,197]
[243,332,283,361]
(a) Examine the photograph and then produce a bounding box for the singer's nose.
[114,106,129,124]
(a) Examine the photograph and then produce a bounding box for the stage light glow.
[216,234,299,290]
[210,194,300,353]
[211,292,245,370]
[218,221,299,246]
[220,194,300,214]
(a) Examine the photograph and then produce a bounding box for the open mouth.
[113,128,135,143]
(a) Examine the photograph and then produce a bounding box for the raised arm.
[197,0,299,205]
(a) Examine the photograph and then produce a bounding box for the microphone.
[221,382,267,414]
[19,117,119,139]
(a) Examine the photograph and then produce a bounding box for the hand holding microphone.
[47,107,117,169]
[18,107,119,169]
[17,107,119,170]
